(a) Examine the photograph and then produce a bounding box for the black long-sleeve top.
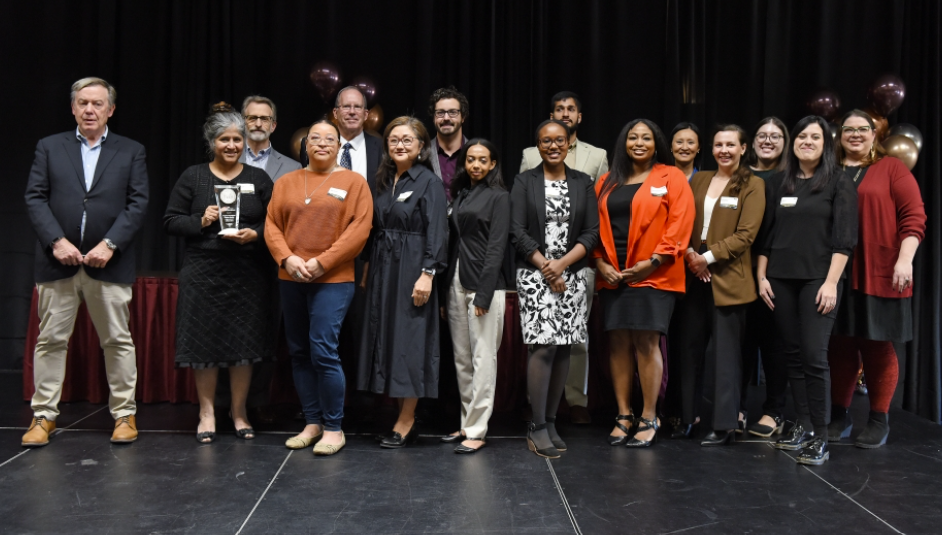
[163,163,273,252]
[444,182,511,309]
[758,171,858,280]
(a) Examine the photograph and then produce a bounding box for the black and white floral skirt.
[516,267,588,345]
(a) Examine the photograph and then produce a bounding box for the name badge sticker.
[719,196,738,209]
[239,183,256,194]
[327,187,347,201]
[781,197,798,207]
[650,186,668,197]
[396,191,414,202]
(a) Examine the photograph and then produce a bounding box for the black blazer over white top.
[510,165,600,272]
[24,130,150,284]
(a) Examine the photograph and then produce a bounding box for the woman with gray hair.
[164,102,275,443]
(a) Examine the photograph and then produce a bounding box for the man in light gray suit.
[240,95,301,181]
[520,91,608,424]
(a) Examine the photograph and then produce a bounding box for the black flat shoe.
[700,430,734,447]
[796,437,830,465]
[747,415,784,438]
[454,439,485,454]
[235,428,255,440]
[625,417,659,448]
[440,432,465,444]
[380,424,417,448]
[773,423,815,451]
[828,405,853,442]
[545,417,566,452]
[527,423,561,459]
[608,414,636,446]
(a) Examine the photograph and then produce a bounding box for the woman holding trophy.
[163,102,275,444]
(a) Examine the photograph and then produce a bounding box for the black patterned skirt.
[175,248,275,368]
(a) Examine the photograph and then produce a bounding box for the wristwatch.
[649,256,661,268]
[421,268,436,277]
[103,238,118,251]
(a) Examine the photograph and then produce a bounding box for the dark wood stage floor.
[0,371,935,534]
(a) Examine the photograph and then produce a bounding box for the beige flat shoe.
[285,433,322,450]
[313,431,345,456]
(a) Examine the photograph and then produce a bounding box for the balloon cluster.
[289,62,387,160]
[806,74,922,170]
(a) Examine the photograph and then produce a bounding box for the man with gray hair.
[240,95,301,181]
[22,77,149,446]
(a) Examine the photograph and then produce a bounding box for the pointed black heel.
[608,414,635,446]
[625,417,659,448]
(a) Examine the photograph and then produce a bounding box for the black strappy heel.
[625,417,659,448]
[608,414,636,446]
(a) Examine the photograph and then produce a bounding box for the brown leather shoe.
[570,405,592,424]
[22,416,56,447]
[111,415,138,443]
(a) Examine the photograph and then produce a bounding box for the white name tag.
[327,187,347,201]
[719,196,738,209]
[396,191,413,202]
[650,186,668,197]
[239,183,255,194]
[780,197,798,207]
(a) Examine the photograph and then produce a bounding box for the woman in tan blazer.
[668,124,766,446]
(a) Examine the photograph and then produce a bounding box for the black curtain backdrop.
[1,1,939,420]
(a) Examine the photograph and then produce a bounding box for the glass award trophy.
[214,184,241,236]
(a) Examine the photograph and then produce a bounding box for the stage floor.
[0,371,937,535]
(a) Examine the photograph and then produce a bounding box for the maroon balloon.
[351,76,377,107]
[806,89,841,121]
[309,62,342,102]
[867,74,906,116]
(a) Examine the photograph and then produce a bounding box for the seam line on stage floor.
[545,458,582,535]
[0,405,107,471]
[771,445,904,534]
[235,450,293,535]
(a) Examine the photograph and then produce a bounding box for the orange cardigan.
[593,164,695,293]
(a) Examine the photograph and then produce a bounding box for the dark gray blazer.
[24,130,149,284]
[239,147,301,181]
[509,165,599,272]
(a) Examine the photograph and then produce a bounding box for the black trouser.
[670,271,748,430]
[768,277,841,437]
[740,298,788,418]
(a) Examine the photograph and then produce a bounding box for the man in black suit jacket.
[22,77,149,447]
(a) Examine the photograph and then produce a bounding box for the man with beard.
[427,86,469,201]
[519,91,608,425]
[240,96,301,181]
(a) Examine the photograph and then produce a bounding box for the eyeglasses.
[388,136,416,148]
[539,137,568,149]
[308,135,338,145]
[841,126,873,136]
[434,109,460,119]
[337,104,365,112]
[756,133,783,142]
[245,115,274,125]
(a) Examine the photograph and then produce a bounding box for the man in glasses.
[240,96,301,182]
[427,86,469,201]
[519,91,609,425]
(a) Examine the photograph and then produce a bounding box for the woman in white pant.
[440,139,510,453]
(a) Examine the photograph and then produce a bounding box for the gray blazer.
[429,135,468,179]
[240,147,301,182]
[519,138,609,181]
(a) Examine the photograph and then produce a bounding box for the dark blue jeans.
[281,281,354,431]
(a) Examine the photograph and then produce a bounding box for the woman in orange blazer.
[668,125,766,447]
[594,119,695,448]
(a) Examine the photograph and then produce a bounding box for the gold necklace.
[842,163,864,183]
[304,167,337,204]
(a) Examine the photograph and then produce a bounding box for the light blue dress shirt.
[77,126,108,242]
[245,143,273,171]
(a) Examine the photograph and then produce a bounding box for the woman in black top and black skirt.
[756,115,858,465]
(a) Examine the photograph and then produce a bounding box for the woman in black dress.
[164,102,274,443]
[357,116,448,448]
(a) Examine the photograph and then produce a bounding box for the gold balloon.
[364,104,384,134]
[289,127,308,161]
[881,134,919,170]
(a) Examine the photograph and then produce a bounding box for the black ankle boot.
[828,405,853,442]
[855,411,889,449]
[545,417,567,452]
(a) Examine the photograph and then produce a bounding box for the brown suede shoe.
[111,415,138,443]
[22,416,56,447]
[570,405,592,425]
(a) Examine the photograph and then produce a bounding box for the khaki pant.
[32,268,137,420]
[564,267,594,407]
[447,261,505,439]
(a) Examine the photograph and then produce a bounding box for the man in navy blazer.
[22,77,149,447]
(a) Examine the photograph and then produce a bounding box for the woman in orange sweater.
[595,119,695,448]
[265,119,373,456]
